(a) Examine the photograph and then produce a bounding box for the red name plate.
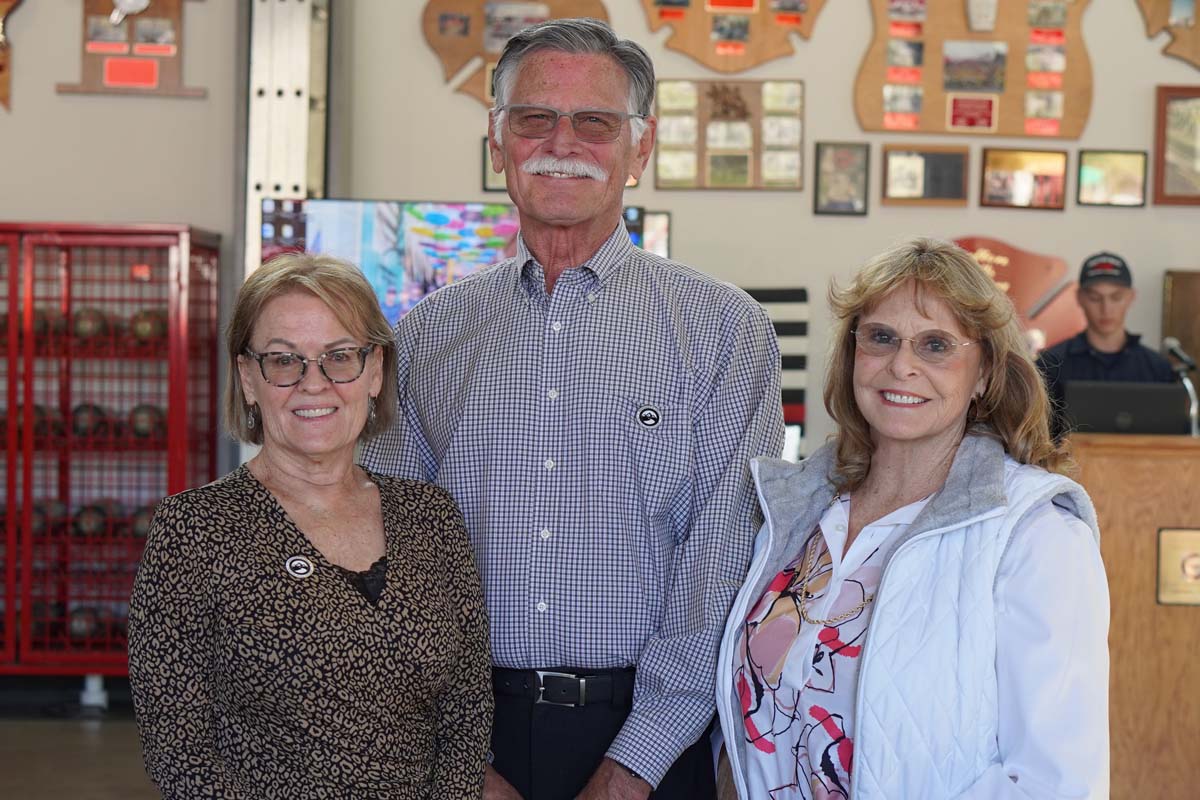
[659,8,685,20]
[715,41,747,56]
[883,112,920,130]
[775,13,803,25]
[889,21,922,38]
[85,41,129,55]
[886,66,922,84]
[133,43,176,57]
[1024,117,1060,136]
[103,57,158,89]
[1030,28,1065,45]
[948,95,996,130]
[1026,71,1063,90]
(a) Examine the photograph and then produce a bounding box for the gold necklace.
[795,527,875,627]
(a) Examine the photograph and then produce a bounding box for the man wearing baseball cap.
[1036,251,1174,437]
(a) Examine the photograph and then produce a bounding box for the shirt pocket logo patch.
[637,405,662,428]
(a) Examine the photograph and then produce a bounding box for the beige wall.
[1,3,1194,447]
[0,1,237,240]
[0,0,241,467]
[332,0,1200,445]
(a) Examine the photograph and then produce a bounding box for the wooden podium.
[1071,434,1200,798]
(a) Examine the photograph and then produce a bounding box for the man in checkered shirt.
[362,18,783,800]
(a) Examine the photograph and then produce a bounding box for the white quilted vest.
[850,461,1098,799]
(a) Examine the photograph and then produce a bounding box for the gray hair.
[491,17,654,145]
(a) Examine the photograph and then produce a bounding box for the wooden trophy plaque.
[639,0,828,74]
[56,0,206,98]
[0,0,23,110]
[1137,0,1200,70]
[954,235,1084,351]
[854,0,1093,138]
[421,1,609,108]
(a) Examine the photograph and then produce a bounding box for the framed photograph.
[882,144,969,206]
[482,138,507,192]
[1154,85,1200,205]
[1077,150,1147,207]
[814,141,869,215]
[943,41,1007,92]
[980,147,1067,210]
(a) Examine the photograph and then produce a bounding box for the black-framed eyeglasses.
[498,104,645,143]
[852,323,977,365]
[245,345,375,387]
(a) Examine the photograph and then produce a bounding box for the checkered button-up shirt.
[361,225,783,784]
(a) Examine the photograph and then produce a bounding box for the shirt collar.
[514,222,632,295]
[1065,330,1142,355]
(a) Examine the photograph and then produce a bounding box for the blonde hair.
[823,237,1068,491]
[223,253,397,445]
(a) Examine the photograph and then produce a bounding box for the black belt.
[492,667,635,708]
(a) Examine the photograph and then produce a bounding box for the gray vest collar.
[751,433,1010,560]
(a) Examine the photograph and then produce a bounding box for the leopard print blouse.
[128,465,492,799]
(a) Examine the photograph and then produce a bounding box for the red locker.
[0,223,219,675]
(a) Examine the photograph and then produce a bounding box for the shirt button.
[586,293,597,303]
[544,458,555,470]
[547,388,559,400]
[551,321,563,332]
[836,524,846,533]
[536,601,548,613]
[539,528,551,540]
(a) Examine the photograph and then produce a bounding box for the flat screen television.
[262,199,671,325]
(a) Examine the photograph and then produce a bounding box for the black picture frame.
[814,141,870,216]
[1077,149,1148,208]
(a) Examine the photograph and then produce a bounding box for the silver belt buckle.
[533,670,586,707]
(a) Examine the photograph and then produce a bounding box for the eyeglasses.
[245,345,375,387]
[498,104,645,143]
[852,323,977,365]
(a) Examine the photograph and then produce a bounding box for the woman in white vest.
[716,238,1108,799]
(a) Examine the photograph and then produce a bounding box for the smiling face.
[852,283,987,458]
[489,50,655,244]
[237,290,382,466]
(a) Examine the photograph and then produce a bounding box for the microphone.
[1163,337,1197,370]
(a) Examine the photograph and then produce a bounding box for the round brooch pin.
[285,555,314,579]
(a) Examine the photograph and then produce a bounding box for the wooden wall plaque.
[1137,0,1200,71]
[854,0,1093,139]
[639,0,828,74]
[954,235,1084,351]
[655,78,805,191]
[56,0,205,98]
[1164,270,1200,373]
[0,0,23,110]
[421,1,609,108]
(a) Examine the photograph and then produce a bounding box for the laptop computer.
[1062,380,1191,435]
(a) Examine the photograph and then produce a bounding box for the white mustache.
[521,156,609,182]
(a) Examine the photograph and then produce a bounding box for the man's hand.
[576,757,652,800]
[484,764,524,800]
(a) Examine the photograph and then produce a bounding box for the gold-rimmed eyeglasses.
[498,104,645,143]
[852,323,977,365]
[245,345,375,387]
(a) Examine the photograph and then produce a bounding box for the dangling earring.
[368,396,377,423]
[247,405,257,429]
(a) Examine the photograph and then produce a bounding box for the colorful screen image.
[262,199,671,325]
[263,199,520,325]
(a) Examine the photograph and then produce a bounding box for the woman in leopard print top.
[128,253,491,799]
